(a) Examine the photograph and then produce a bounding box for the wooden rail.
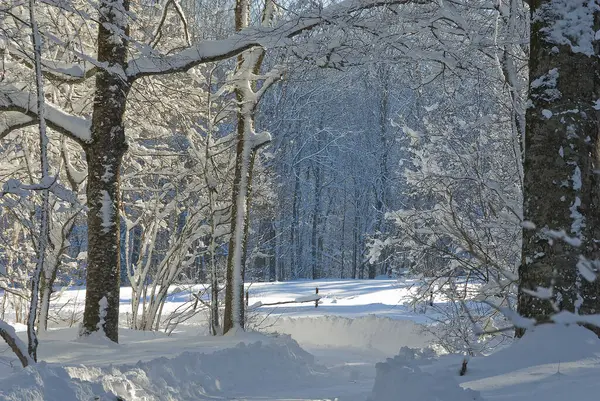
[247,287,321,309]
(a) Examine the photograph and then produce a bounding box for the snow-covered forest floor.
[1,279,599,400]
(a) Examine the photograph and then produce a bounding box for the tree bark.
[311,159,322,280]
[28,0,49,361]
[81,0,131,342]
[268,220,277,281]
[291,167,300,278]
[518,1,600,336]
[223,113,250,333]
[369,65,390,279]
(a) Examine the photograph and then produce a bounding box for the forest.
[0,1,599,400]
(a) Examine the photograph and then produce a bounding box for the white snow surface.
[264,315,434,354]
[369,348,481,401]
[0,334,326,401]
[1,280,600,401]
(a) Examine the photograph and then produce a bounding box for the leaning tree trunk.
[80,0,131,342]
[517,1,600,336]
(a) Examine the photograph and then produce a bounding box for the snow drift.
[461,323,600,383]
[0,334,327,401]
[264,315,435,354]
[369,347,482,401]
[482,323,600,369]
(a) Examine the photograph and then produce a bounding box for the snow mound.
[483,324,600,371]
[0,362,118,401]
[135,334,326,397]
[0,335,326,401]
[369,347,482,401]
[265,315,434,354]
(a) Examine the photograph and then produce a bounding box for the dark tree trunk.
[370,67,390,279]
[290,167,300,278]
[81,0,131,342]
[517,1,600,337]
[341,185,347,279]
[353,189,360,279]
[311,163,322,280]
[268,220,277,281]
[276,221,285,281]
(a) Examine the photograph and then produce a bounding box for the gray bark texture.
[518,0,600,336]
[81,0,131,342]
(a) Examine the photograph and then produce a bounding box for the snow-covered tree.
[2,0,417,342]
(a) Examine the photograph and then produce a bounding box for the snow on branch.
[0,319,33,367]
[0,176,81,206]
[0,84,91,143]
[7,47,98,83]
[552,311,600,327]
[0,111,36,138]
[127,0,414,79]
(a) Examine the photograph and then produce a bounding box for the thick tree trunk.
[518,1,600,336]
[81,0,131,342]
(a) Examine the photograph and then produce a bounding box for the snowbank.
[369,347,482,401]
[451,324,600,401]
[480,324,600,372]
[0,362,118,401]
[0,334,326,401]
[264,315,435,354]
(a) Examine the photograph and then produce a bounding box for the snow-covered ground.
[0,279,599,401]
[45,278,433,327]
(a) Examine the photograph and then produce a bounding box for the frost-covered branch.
[127,0,416,79]
[150,0,192,49]
[0,84,91,143]
[6,46,98,83]
[0,112,36,137]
